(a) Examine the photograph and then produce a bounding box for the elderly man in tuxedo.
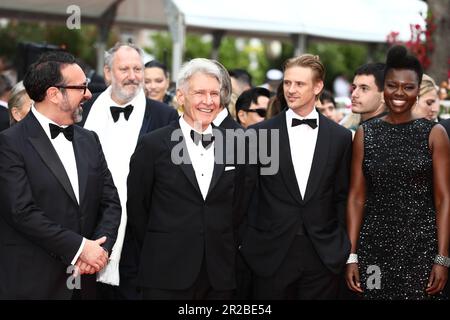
[127,58,251,299]
[0,51,121,299]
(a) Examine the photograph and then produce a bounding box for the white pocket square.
[225,166,235,171]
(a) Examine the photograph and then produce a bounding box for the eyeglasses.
[245,108,267,117]
[54,79,90,95]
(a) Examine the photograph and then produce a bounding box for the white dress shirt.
[179,116,215,200]
[285,107,319,198]
[213,107,228,127]
[31,106,85,265]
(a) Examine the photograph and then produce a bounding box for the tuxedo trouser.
[253,235,339,300]
[71,275,97,300]
[71,289,82,300]
[142,258,232,300]
[233,250,253,300]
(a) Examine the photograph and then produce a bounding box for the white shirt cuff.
[71,237,86,265]
[96,258,120,286]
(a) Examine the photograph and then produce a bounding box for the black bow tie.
[291,118,317,129]
[110,104,134,122]
[49,123,74,141]
[190,130,215,149]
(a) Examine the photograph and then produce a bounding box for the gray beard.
[113,83,141,103]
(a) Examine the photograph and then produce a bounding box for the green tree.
[144,31,173,66]
[144,32,213,69]
[218,37,251,79]
[0,20,119,72]
[185,34,212,60]
[144,31,372,88]
[309,42,368,89]
[0,21,46,65]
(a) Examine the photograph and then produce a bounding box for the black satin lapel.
[165,124,202,196]
[72,129,87,207]
[278,114,303,204]
[206,130,227,197]
[303,114,330,204]
[28,132,78,206]
[138,102,152,138]
[207,161,225,197]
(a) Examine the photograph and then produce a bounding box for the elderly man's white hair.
[212,60,232,109]
[176,58,223,92]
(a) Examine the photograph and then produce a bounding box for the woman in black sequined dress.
[345,45,450,300]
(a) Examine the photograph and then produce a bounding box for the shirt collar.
[286,107,319,120]
[31,104,69,140]
[213,108,228,126]
[286,107,319,129]
[179,115,213,136]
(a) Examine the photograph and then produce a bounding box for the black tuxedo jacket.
[127,121,249,291]
[78,93,179,138]
[0,112,121,299]
[219,112,242,130]
[241,110,352,277]
[78,92,178,281]
[0,106,9,132]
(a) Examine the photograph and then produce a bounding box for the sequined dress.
[358,118,444,300]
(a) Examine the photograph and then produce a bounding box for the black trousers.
[233,250,253,300]
[98,226,144,300]
[142,259,232,300]
[96,280,142,300]
[253,235,339,300]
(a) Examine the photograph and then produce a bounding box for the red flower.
[387,12,436,70]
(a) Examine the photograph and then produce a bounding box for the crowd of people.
[0,42,449,300]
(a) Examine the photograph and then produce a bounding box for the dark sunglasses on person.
[245,108,267,117]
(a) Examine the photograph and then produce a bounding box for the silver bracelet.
[346,253,358,264]
[434,254,450,268]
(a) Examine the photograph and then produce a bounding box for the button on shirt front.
[179,117,215,200]
[285,107,319,198]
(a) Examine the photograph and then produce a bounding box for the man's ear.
[176,89,185,107]
[104,66,111,84]
[314,80,324,96]
[46,87,61,104]
[237,110,246,126]
[11,108,21,122]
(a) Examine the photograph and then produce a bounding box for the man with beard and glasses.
[127,58,251,300]
[0,51,121,299]
[78,43,178,299]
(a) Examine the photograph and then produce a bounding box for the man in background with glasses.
[0,51,121,299]
[235,87,270,128]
